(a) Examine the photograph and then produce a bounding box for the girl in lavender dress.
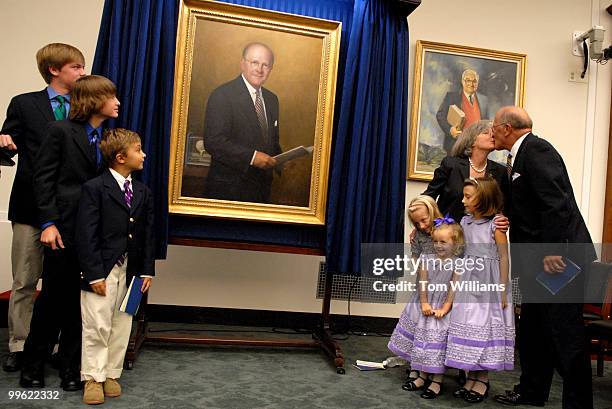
[388,211,464,400]
[445,177,514,404]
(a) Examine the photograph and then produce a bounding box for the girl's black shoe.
[453,378,478,399]
[420,380,442,399]
[402,372,429,391]
[464,379,490,403]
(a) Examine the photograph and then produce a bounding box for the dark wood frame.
[124,239,346,374]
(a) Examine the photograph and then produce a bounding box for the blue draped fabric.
[92,0,408,273]
[92,0,178,258]
[326,0,408,273]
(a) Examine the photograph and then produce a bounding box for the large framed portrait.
[408,40,527,181]
[168,0,341,224]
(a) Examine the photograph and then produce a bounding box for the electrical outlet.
[569,70,588,83]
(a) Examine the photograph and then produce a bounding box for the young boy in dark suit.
[20,75,118,390]
[76,128,154,405]
[0,43,85,372]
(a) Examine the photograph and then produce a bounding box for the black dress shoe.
[20,370,45,388]
[3,352,23,372]
[60,371,83,391]
[494,391,545,406]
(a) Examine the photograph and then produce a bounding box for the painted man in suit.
[436,69,493,154]
[0,43,85,373]
[203,42,282,203]
[491,106,595,409]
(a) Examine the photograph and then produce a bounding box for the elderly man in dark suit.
[436,68,494,155]
[491,106,595,409]
[203,42,282,203]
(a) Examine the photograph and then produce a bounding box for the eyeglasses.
[463,78,478,84]
[244,59,272,71]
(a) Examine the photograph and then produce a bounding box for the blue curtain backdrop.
[93,0,408,274]
[92,0,178,258]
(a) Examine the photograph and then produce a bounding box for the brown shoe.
[103,378,121,397]
[83,380,104,405]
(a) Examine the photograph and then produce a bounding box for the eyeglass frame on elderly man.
[492,122,509,130]
[244,58,273,71]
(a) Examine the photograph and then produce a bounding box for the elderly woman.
[423,120,509,221]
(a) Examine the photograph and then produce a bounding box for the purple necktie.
[124,179,132,208]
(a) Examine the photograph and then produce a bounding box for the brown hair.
[432,222,465,256]
[100,128,141,165]
[407,195,443,234]
[463,177,503,218]
[36,43,85,84]
[69,75,117,121]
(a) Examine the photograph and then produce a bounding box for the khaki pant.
[8,223,44,352]
[80,262,132,382]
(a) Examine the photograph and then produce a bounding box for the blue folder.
[536,258,581,295]
[120,276,144,315]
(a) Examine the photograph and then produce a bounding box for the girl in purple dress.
[388,213,464,400]
[445,177,514,404]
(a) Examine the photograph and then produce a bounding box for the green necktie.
[53,95,67,120]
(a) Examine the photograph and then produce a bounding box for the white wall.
[0,0,610,318]
[406,0,612,247]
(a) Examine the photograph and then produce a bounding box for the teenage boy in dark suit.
[0,43,85,372]
[20,75,119,391]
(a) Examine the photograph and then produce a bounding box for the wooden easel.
[124,237,346,374]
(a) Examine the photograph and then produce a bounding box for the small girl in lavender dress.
[388,200,464,399]
[445,177,514,404]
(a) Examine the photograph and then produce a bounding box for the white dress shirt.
[241,75,266,165]
[509,132,530,166]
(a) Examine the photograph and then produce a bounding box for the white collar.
[241,74,260,95]
[109,168,132,191]
[509,132,530,165]
[463,91,476,102]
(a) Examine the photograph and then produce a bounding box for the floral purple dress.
[444,215,515,371]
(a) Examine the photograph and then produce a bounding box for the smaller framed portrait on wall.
[408,40,527,181]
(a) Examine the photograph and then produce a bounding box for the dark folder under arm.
[0,149,15,166]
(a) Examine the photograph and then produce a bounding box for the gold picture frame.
[408,40,526,181]
[169,0,341,224]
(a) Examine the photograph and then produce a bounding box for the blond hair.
[69,75,117,121]
[407,195,443,234]
[433,222,465,256]
[36,43,84,84]
[463,177,504,218]
[100,128,141,165]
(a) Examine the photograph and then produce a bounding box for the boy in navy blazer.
[76,128,154,405]
[20,75,118,391]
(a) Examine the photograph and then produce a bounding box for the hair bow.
[433,215,456,227]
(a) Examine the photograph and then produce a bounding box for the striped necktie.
[506,153,513,180]
[254,90,268,141]
[53,95,67,120]
[124,179,132,208]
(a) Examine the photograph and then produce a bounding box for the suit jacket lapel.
[512,132,534,173]
[129,182,143,214]
[33,89,55,123]
[458,157,470,181]
[103,170,129,212]
[235,77,260,131]
[262,89,274,142]
[70,123,96,169]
